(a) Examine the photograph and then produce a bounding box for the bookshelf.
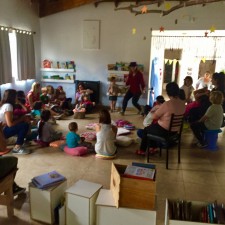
[165,199,225,225]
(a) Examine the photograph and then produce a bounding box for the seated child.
[80,94,95,113]
[37,110,62,145]
[95,109,117,156]
[14,90,30,119]
[137,95,165,139]
[40,87,49,104]
[190,91,224,148]
[66,122,93,150]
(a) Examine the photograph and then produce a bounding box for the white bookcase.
[41,68,75,83]
[96,189,156,225]
[165,199,221,225]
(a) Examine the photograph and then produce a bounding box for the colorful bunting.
[210,25,216,33]
[159,26,164,32]
[132,28,136,34]
[164,2,171,10]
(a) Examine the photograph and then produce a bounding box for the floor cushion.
[80,132,96,141]
[64,146,88,156]
[95,153,116,159]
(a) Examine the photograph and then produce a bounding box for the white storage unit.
[65,180,102,225]
[96,189,156,225]
[29,181,67,224]
[165,199,219,225]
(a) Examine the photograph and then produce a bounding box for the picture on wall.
[83,20,100,50]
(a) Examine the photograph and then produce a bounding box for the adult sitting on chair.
[0,123,26,196]
[136,82,185,155]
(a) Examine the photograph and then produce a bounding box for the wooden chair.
[0,169,17,217]
[146,114,184,169]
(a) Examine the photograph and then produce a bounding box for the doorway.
[163,49,182,95]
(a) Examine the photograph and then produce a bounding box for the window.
[8,30,18,81]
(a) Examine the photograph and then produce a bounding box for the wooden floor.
[0,109,225,225]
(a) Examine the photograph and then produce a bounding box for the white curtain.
[0,29,12,84]
[17,32,35,80]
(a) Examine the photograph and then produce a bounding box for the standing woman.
[120,62,145,115]
[0,89,30,154]
[26,81,42,110]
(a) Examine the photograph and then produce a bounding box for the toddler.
[66,122,93,150]
[107,76,120,112]
[95,109,117,156]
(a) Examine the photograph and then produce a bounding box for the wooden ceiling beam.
[39,0,96,17]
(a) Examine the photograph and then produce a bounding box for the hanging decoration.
[210,25,216,33]
[205,31,208,37]
[112,0,223,16]
[201,57,206,63]
[132,28,136,34]
[159,26,165,32]
[164,2,171,10]
[141,5,147,13]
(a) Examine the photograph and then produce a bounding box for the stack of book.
[32,171,66,189]
[123,162,156,181]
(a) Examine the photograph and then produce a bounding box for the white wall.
[0,0,40,94]
[40,2,225,106]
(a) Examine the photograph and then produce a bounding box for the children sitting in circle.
[94,109,117,157]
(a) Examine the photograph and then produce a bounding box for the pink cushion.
[64,146,88,156]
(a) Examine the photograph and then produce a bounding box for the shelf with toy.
[41,79,75,83]
[40,68,75,73]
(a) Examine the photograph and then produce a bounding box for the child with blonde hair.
[190,91,224,148]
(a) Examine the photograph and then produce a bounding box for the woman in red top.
[120,62,145,115]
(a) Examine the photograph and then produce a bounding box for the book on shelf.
[32,171,66,189]
[123,165,156,181]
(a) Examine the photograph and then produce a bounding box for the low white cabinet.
[65,180,102,225]
[29,181,67,224]
[96,189,156,225]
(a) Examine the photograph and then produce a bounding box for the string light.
[0,25,34,35]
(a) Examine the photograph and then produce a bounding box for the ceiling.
[38,0,224,18]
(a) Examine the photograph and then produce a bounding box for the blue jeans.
[122,90,142,112]
[3,122,29,145]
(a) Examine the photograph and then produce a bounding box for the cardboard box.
[65,179,102,225]
[110,163,156,210]
[29,180,67,224]
[96,189,156,225]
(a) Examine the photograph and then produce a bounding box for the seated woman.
[136,82,185,155]
[26,82,42,111]
[0,89,30,154]
[75,82,93,105]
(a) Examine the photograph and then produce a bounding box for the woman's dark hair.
[212,72,225,92]
[77,82,85,90]
[68,122,78,132]
[156,95,165,104]
[38,110,51,138]
[179,89,186,100]
[1,89,17,107]
[99,108,111,124]
[166,82,180,97]
[17,90,26,105]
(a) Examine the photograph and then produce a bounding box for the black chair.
[146,114,184,169]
